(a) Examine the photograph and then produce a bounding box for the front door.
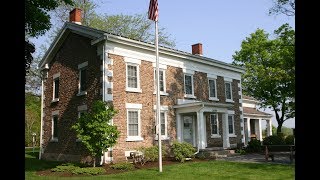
[183,116,193,145]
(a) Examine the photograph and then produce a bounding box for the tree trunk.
[93,157,96,167]
[276,122,283,134]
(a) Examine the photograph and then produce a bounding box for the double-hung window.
[184,73,195,98]
[208,78,218,101]
[52,73,60,102]
[210,114,220,138]
[228,115,235,135]
[126,103,143,141]
[225,81,233,102]
[52,115,58,141]
[78,61,88,96]
[154,105,169,140]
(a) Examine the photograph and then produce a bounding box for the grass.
[26,150,295,180]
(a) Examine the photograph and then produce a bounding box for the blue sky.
[31,0,295,128]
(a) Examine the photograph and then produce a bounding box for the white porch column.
[246,118,251,145]
[222,113,230,148]
[267,119,272,136]
[176,113,182,142]
[256,118,262,141]
[197,110,206,149]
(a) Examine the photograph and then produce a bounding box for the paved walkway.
[217,153,295,165]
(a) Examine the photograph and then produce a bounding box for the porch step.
[196,148,239,159]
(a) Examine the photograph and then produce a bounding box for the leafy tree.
[71,100,120,167]
[25,92,41,147]
[269,0,295,16]
[232,23,295,134]
[25,0,73,73]
[51,0,176,47]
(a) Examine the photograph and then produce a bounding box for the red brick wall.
[42,33,101,162]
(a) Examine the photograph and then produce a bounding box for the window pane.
[228,116,234,134]
[209,80,216,98]
[211,114,218,134]
[80,69,87,91]
[160,112,165,135]
[128,65,137,88]
[225,82,231,99]
[159,70,164,91]
[185,75,192,94]
[53,116,58,138]
[54,78,59,98]
[128,111,138,136]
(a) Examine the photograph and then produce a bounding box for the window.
[126,63,141,92]
[52,115,58,141]
[128,111,139,136]
[154,69,165,92]
[160,112,165,136]
[228,115,234,134]
[208,78,218,100]
[225,82,233,101]
[79,68,87,92]
[77,61,88,96]
[184,74,194,96]
[210,114,218,135]
[52,73,60,102]
[126,103,143,141]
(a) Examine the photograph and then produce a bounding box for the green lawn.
[26,150,295,180]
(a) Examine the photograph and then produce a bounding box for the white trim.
[124,57,141,65]
[52,75,60,101]
[229,134,237,138]
[153,105,169,111]
[53,73,60,79]
[228,115,235,135]
[224,77,233,82]
[126,62,142,93]
[184,74,195,97]
[152,63,167,69]
[208,78,218,100]
[227,110,235,115]
[126,103,142,109]
[78,61,88,69]
[207,73,217,79]
[210,113,220,137]
[126,108,143,142]
[182,69,195,74]
[77,105,88,111]
[52,110,59,116]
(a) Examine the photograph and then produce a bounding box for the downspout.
[194,104,205,155]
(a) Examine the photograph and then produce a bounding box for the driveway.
[217,153,295,165]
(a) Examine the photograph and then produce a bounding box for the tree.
[71,100,120,167]
[25,92,41,147]
[232,23,295,134]
[52,0,176,47]
[25,0,73,73]
[269,0,295,16]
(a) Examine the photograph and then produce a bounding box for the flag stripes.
[148,0,158,21]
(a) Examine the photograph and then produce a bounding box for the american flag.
[148,0,158,21]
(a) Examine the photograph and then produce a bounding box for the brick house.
[38,8,246,164]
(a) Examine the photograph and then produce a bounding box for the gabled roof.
[243,107,272,118]
[39,22,245,74]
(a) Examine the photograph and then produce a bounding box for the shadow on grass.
[25,151,61,172]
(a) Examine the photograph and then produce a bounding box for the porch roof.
[173,101,233,109]
[243,107,273,119]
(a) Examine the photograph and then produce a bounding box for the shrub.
[138,145,167,163]
[110,162,134,170]
[71,167,105,175]
[246,139,262,152]
[235,148,246,155]
[263,135,286,145]
[51,163,80,172]
[285,135,295,145]
[171,141,196,162]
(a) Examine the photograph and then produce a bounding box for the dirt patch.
[36,157,212,177]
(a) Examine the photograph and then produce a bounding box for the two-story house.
[38,8,246,164]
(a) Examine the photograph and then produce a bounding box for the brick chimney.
[192,43,202,56]
[69,8,82,25]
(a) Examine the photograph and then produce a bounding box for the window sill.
[184,94,197,99]
[126,88,142,93]
[226,99,234,103]
[209,97,219,101]
[211,135,221,138]
[77,91,87,96]
[51,98,59,103]
[153,91,169,96]
[50,138,58,142]
[229,134,237,138]
[154,136,170,140]
[126,136,144,142]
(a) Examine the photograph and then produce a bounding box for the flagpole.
[155,19,162,173]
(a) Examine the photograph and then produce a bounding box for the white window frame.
[76,107,87,142]
[208,78,218,101]
[52,73,60,102]
[153,68,168,96]
[228,115,236,136]
[126,103,143,141]
[126,63,142,93]
[77,61,88,96]
[225,81,234,103]
[210,114,221,138]
[184,74,196,98]
[153,105,169,140]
